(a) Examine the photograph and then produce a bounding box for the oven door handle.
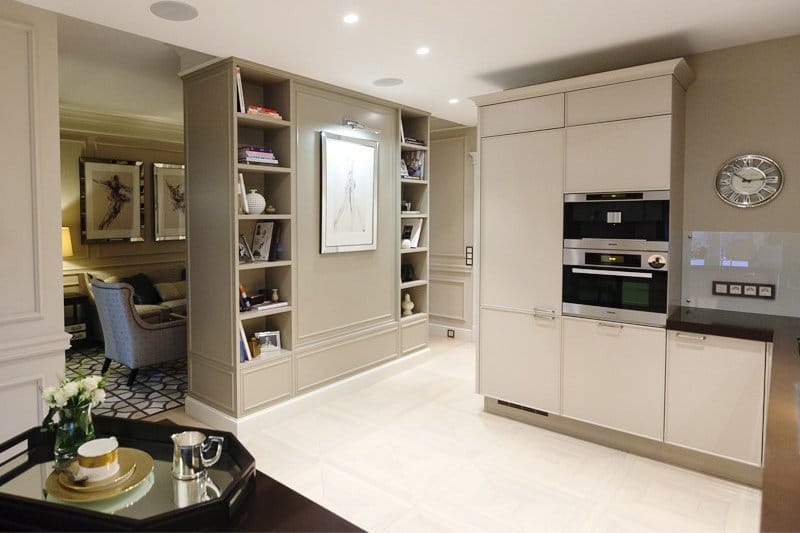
[571,268,653,279]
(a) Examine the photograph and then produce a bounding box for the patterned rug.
[65,345,187,420]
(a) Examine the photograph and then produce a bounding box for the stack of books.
[403,137,426,147]
[246,105,283,120]
[238,145,279,165]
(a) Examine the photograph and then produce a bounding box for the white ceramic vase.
[246,189,266,214]
[401,293,415,317]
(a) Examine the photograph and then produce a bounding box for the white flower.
[62,381,79,398]
[91,388,106,406]
[42,386,56,406]
[81,376,101,393]
[52,389,68,408]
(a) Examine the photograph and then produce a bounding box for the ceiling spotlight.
[448,98,459,104]
[373,77,404,87]
[343,13,359,24]
[150,1,198,21]
[416,46,430,56]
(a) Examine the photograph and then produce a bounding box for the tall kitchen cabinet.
[478,102,565,414]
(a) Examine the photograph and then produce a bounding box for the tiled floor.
[166,338,762,532]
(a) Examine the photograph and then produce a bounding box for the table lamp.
[61,227,74,258]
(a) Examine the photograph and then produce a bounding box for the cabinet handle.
[598,322,623,330]
[676,332,706,341]
[533,307,555,315]
[533,313,556,320]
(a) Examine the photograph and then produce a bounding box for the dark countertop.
[667,306,800,532]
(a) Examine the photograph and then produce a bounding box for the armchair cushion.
[154,281,187,301]
[121,273,160,305]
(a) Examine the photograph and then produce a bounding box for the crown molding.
[59,106,184,145]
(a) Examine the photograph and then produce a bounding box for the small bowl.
[77,437,119,482]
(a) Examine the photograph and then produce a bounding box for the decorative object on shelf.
[401,293,415,317]
[255,330,281,352]
[239,283,252,312]
[237,173,249,214]
[248,335,261,358]
[401,200,412,212]
[245,189,266,214]
[170,431,224,480]
[153,163,186,241]
[246,105,282,120]
[401,264,415,282]
[270,288,280,303]
[401,218,423,248]
[403,137,426,147]
[238,145,279,166]
[42,374,107,467]
[401,238,412,249]
[235,66,245,113]
[251,221,275,261]
[400,160,409,178]
[715,154,783,208]
[238,234,253,264]
[402,150,425,179]
[265,203,277,214]
[320,131,379,254]
[80,158,144,242]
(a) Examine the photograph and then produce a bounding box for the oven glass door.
[563,199,669,243]
[562,265,667,314]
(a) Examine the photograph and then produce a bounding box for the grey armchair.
[91,280,187,387]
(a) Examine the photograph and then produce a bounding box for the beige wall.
[684,35,800,232]
[60,109,186,288]
[429,126,477,336]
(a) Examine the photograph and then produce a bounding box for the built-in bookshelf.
[399,109,430,336]
[183,58,296,417]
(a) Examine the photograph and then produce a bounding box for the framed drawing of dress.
[320,131,379,254]
[80,158,144,242]
[153,163,186,241]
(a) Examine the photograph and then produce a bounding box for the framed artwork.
[238,234,254,263]
[401,218,423,248]
[80,158,144,242]
[402,150,425,180]
[153,163,186,241]
[255,330,281,352]
[251,221,275,261]
[320,131,379,254]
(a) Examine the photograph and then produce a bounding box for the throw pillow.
[154,281,187,301]
[121,273,161,305]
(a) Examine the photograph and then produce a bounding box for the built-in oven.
[563,191,670,251]
[562,249,669,326]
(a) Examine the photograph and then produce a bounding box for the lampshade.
[61,227,74,258]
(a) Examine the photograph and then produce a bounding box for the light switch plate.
[712,281,776,299]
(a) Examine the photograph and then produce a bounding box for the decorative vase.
[401,293,415,317]
[265,204,277,214]
[53,403,95,467]
[271,288,280,303]
[245,189,266,214]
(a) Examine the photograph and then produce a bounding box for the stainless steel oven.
[562,249,669,326]
[563,191,670,251]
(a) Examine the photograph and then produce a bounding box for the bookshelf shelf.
[401,213,428,219]
[401,178,428,186]
[400,312,428,325]
[237,260,292,271]
[400,280,428,289]
[237,163,292,174]
[401,246,429,254]
[239,305,292,320]
[236,112,292,129]
[239,349,292,369]
[401,142,428,152]
[237,214,292,220]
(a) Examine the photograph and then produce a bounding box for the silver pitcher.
[170,431,224,480]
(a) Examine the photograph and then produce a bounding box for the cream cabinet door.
[480,94,564,137]
[562,317,666,440]
[479,308,561,414]
[665,331,765,465]
[480,129,563,313]
[565,115,672,192]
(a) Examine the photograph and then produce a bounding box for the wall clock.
[715,154,783,208]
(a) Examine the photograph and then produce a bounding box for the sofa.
[77,264,187,342]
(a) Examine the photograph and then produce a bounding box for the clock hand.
[733,171,764,183]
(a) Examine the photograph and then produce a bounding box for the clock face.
[715,154,783,208]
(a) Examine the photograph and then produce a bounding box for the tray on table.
[0,416,255,531]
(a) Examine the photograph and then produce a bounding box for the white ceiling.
[24,0,800,125]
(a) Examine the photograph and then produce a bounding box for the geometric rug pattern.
[65,345,187,420]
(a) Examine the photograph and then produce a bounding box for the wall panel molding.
[429,278,467,321]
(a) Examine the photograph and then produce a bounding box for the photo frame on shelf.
[401,218,423,248]
[80,158,144,242]
[251,221,275,261]
[238,234,254,263]
[255,330,281,352]
[402,150,425,180]
[153,163,185,241]
[320,131,379,254]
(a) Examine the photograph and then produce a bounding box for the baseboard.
[429,323,473,341]
[186,346,433,435]
[484,397,762,488]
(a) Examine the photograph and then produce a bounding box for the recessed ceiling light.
[343,13,359,24]
[150,1,198,21]
[448,98,459,104]
[416,46,430,56]
[373,77,404,87]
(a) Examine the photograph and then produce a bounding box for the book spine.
[236,67,246,114]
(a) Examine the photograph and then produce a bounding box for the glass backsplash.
[682,231,800,317]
